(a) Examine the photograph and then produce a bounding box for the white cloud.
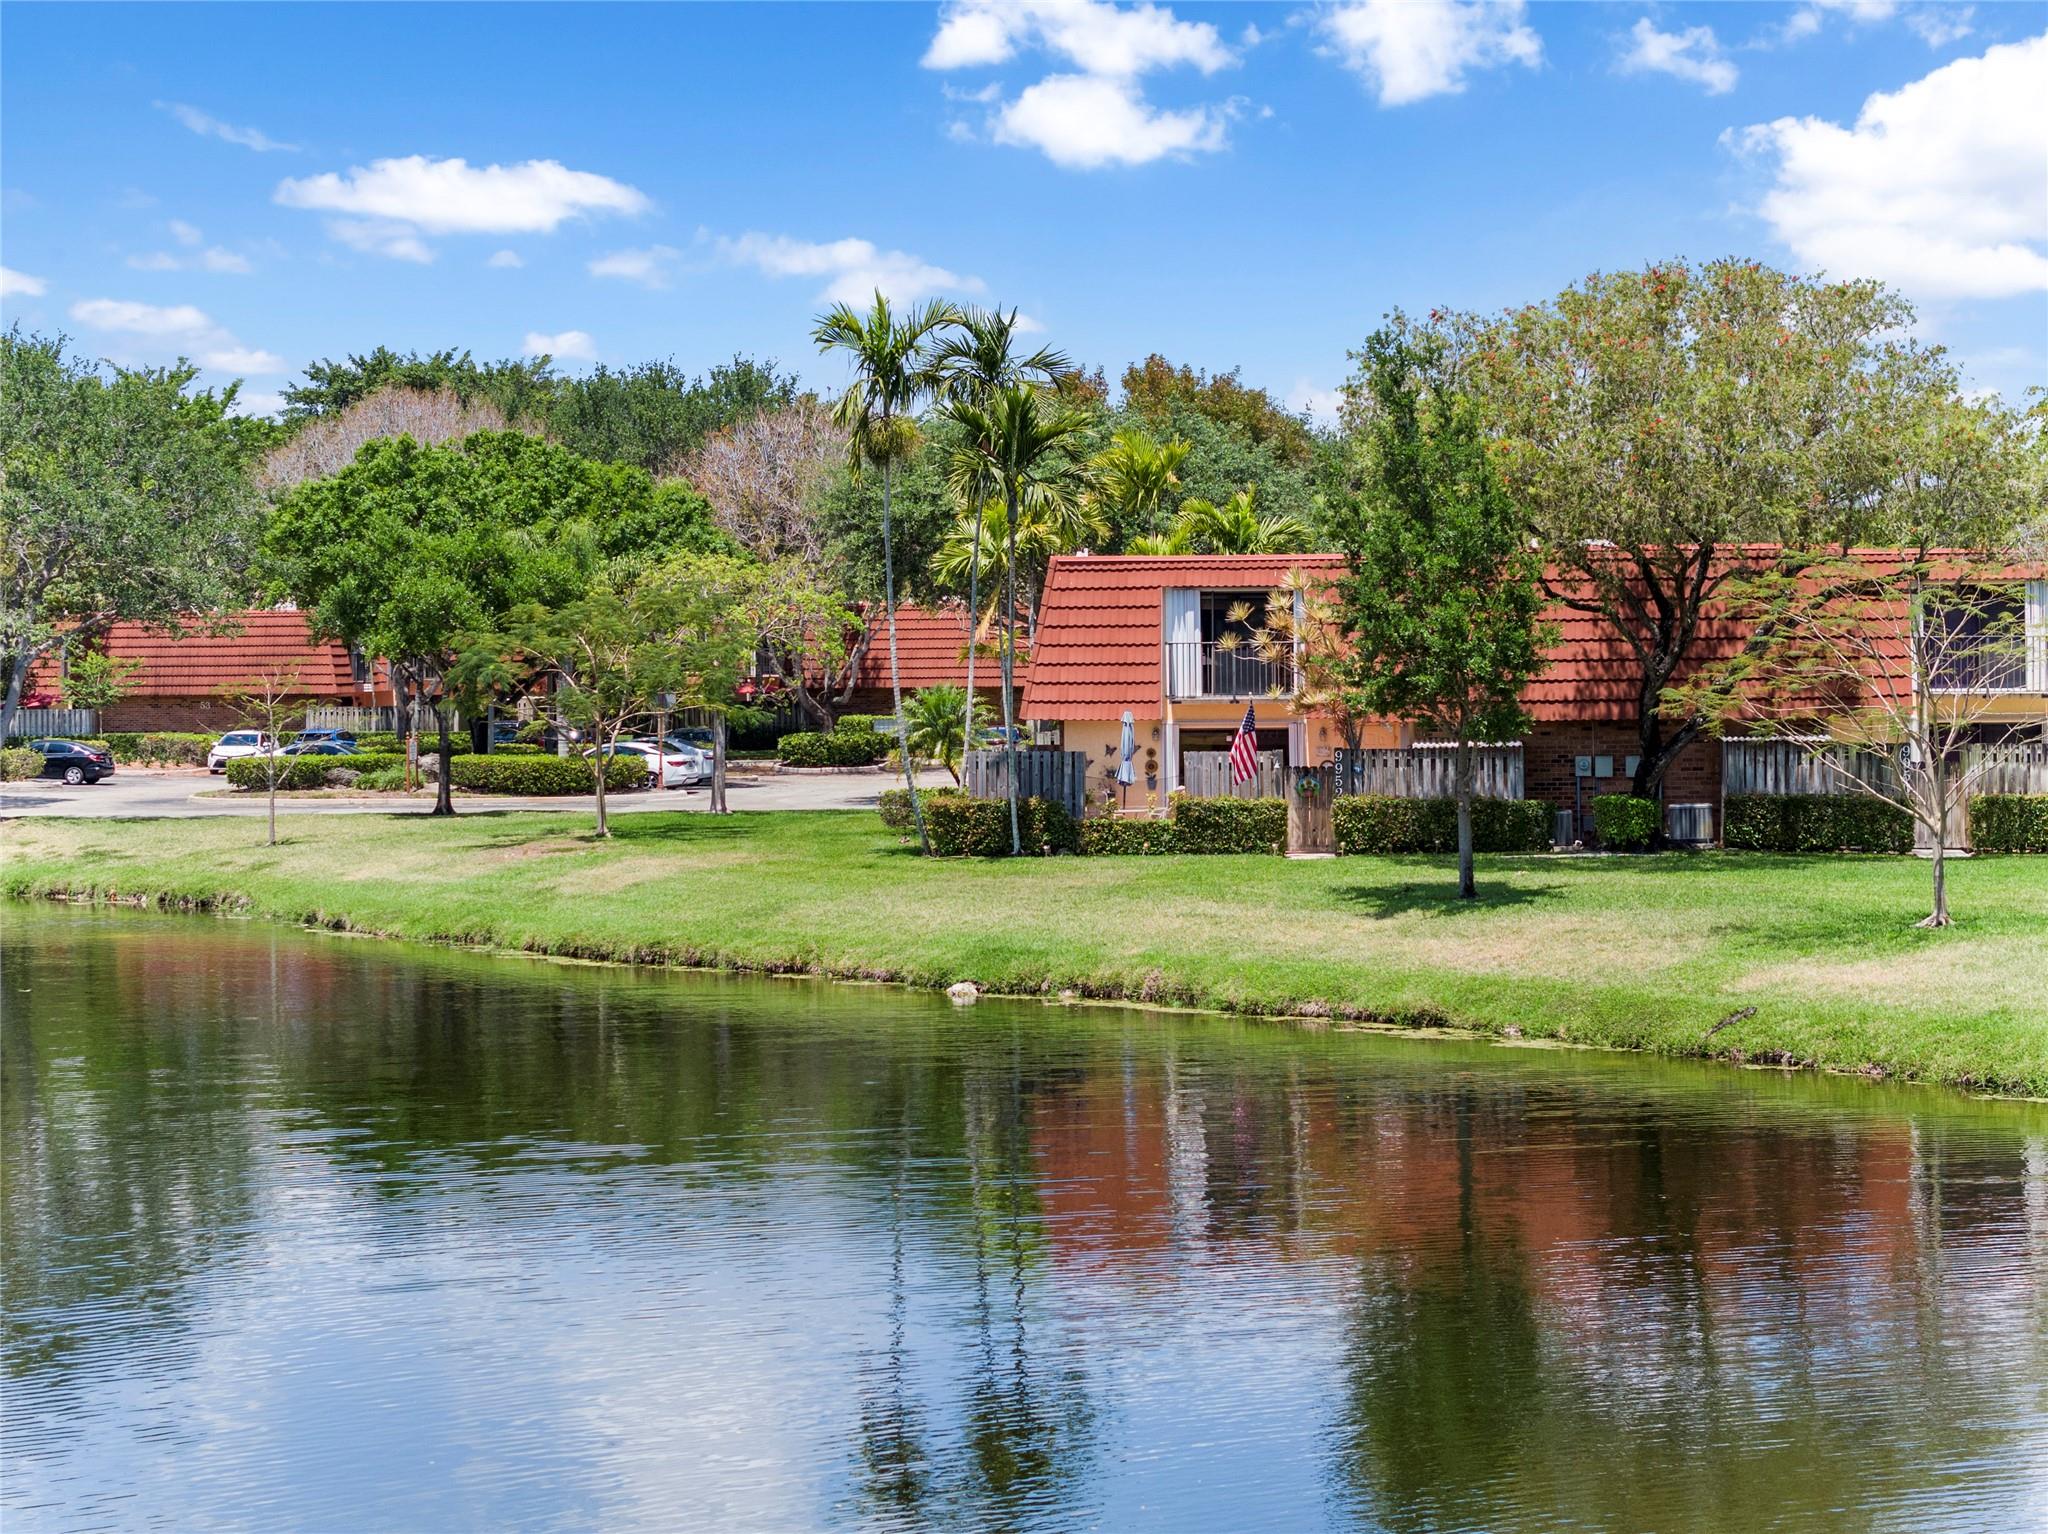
[487,249,524,268]
[715,232,986,306]
[523,329,597,361]
[923,0,1235,76]
[169,218,203,247]
[327,218,436,264]
[199,345,287,374]
[1315,0,1542,106]
[200,247,252,274]
[0,266,47,298]
[157,101,298,153]
[1616,18,1736,93]
[1728,33,2048,300]
[1776,0,1970,46]
[127,251,182,272]
[1905,5,1973,46]
[276,154,647,261]
[69,297,215,336]
[1011,311,1048,333]
[1286,378,1344,423]
[229,389,287,419]
[68,297,284,377]
[127,239,255,275]
[993,73,1231,167]
[588,244,682,288]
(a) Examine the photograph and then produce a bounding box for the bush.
[1080,816,1179,855]
[355,731,477,755]
[1591,794,1661,851]
[492,742,542,756]
[1,747,44,781]
[1169,794,1288,854]
[834,714,882,735]
[1970,795,2048,854]
[1332,796,1553,855]
[1722,794,1913,853]
[924,794,1078,856]
[878,785,967,832]
[779,730,889,767]
[100,732,213,766]
[354,765,407,792]
[225,752,408,791]
[447,753,645,795]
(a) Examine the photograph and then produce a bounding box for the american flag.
[1228,701,1259,784]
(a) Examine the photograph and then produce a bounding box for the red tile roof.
[850,601,1025,693]
[98,610,361,697]
[1022,554,1345,720]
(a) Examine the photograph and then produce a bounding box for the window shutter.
[1163,589,1200,698]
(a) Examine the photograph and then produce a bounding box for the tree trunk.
[1455,733,1476,901]
[266,755,279,847]
[882,458,929,854]
[1002,489,1022,857]
[711,711,728,814]
[0,634,36,747]
[432,709,455,816]
[1918,757,1951,928]
[963,499,984,760]
[1922,841,1950,928]
[592,752,609,838]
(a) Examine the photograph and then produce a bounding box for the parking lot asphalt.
[0,766,955,820]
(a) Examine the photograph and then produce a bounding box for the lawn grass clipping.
[5,809,2044,1094]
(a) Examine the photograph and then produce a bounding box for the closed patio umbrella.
[1115,710,1136,806]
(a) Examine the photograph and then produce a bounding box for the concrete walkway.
[0,766,957,820]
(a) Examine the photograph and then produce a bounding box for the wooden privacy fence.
[965,748,1088,820]
[304,704,458,734]
[1180,749,1288,800]
[6,707,98,739]
[1722,738,1899,797]
[1331,743,1523,800]
[1967,740,2048,795]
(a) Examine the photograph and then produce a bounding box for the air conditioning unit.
[1552,808,1576,847]
[1666,802,1714,846]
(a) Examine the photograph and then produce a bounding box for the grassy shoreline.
[5,809,2045,1095]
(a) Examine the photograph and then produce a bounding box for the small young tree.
[1340,323,1553,899]
[57,650,143,714]
[643,551,776,814]
[218,666,305,848]
[901,684,979,783]
[1677,555,2035,927]
[458,584,684,838]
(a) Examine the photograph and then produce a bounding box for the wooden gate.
[964,748,1088,819]
[1288,764,1337,852]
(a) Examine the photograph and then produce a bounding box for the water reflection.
[4,906,2045,1532]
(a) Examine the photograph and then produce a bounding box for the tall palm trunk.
[883,456,929,854]
[962,501,984,768]
[1002,486,1022,856]
[710,712,728,814]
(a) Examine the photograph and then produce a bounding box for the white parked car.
[207,731,276,772]
[592,740,704,789]
[659,736,715,783]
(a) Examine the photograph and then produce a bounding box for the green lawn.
[5,809,2045,1094]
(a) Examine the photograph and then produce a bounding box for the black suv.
[27,739,116,785]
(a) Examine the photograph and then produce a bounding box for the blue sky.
[2,1,2042,418]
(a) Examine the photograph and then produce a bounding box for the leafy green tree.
[941,384,1095,854]
[642,551,781,814]
[1341,323,1552,900]
[542,356,800,472]
[280,346,557,423]
[1128,484,1311,555]
[1,330,263,742]
[1088,427,1189,550]
[1119,354,1314,465]
[55,650,143,713]
[815,293,964,854]
[1453,258,1954,800]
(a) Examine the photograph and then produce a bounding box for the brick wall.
[1524,721,1721,841]
[102,696,333,733]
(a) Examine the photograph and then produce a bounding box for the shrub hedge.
[833,715,882,735]
[448,754,646,795]
[1722,794,1912,853]
[1169,794,1288,854]
[226,752,406,790]
[1,747,45,781]
[779,730,889,767]
[1591,794,1661,850]
[877,785,967,831]
[1332,796,1552,855]
[100,732,214,765]
[355,731,477,755]
[1969,795,2048,854]
[1079,816,1180,855]
[924,794,1079,856]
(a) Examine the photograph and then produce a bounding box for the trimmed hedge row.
[1169,795,1289,854]
[779,730,889,767]
[1079,816,1181,855]
[833,715,883,735]
[878,785,967,831]
[1,747,45,781]
[100,731,215,765]
[226,752,407,790]
[1591,794,1661,851]
[924,794,1079,857]
[448,755,646,795]
[1967,794,2048,854]
[1723,794,1912,853]
[355,731,477,755]
[1333,796,1552,855]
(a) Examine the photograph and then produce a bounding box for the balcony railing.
[1164,640,1296,700]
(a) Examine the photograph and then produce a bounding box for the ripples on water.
[3,906,2045,1532]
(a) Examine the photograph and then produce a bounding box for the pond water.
[4,905,2046,1533]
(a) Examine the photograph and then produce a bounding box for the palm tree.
[814,292,963,854]
[930,497,1102,638]
[931,309,1071,752]
[1089,427,1189,548]
[1127,483,1313,555]
[940,384,1094,854]
[901,683,979,782]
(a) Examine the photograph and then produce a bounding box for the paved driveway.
[0,767,955,820]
